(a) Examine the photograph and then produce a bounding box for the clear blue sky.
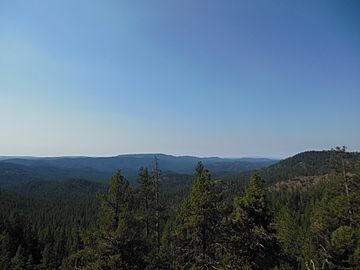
[1,0,359,158]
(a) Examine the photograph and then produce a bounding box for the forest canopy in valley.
[1,149,360,269]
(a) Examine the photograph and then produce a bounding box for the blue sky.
[0,0,359,158]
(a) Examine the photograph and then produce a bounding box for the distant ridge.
[0,154,277,185]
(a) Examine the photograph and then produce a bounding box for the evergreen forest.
[1,148,360,269]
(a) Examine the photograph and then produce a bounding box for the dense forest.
[1,148,360,269]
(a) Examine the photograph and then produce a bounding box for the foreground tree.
[62,170,148,269]
[152,157,162,254]
[11,245,26,270]
[310,149,360,269]
[138,167,154,240]
[0,232,11,270]
[170,162,223,269]
[223,174,282,269]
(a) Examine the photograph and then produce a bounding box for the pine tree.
[171,162,223,269]
[152,156,162,254]
[223,174,281,269]
[138,166,154,239]
[304,147,360,268]
[0,232,11,270]
[41,243,56,270]
[331,146,353,222]
[310,154,360,269]
[11,245,26,270]
[26,254,35,270]
[274,206,299,268]
[63,169,149,269]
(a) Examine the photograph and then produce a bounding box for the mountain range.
[0,154,278,185]
[2,150,359,189]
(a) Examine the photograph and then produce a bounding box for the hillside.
[1,149,359,270]
[2,150,358,194]
[221,150,360,186]
[0,154,277,188]
[0,161,111,187]
[1,154,277,174]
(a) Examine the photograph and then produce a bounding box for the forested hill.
[0,161,111,186]
[0,148,359,269]
[0,154,277,175]
[262,150,360,182]
[223,150,360,185]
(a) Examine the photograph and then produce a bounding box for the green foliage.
[229,151,360,186]
[170,162,224,269]
[64,170,149,269]
[331,226,355,258]
[1,149,360,269]
[274,206,299,256]
[269,148,360,270]
[138,167,154,240]
[0,182,98,270]
[222,174,282,269]
[11,245,26,270]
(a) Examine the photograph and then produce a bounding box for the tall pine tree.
[223,174,281,269]
[63,170,149,269]
[11,245,26,270]
[138,167,154,240]
[171,162,223,269]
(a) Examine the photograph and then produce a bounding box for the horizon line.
[2,148,359,160]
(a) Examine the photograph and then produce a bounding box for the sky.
[0,0,359,158]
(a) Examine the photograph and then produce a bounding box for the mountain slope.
[0,161,111,186]
[221,150,360,186]
[1,154,277,174]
